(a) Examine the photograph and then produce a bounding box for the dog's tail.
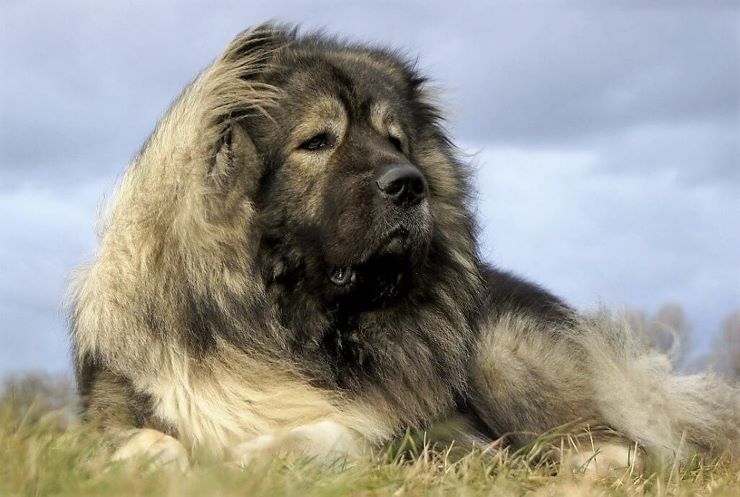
[574,311,739,460]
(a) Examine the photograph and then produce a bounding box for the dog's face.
[248,48,440,309]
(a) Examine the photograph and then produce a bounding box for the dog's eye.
[299,133,333,152]
[388,134,403,153]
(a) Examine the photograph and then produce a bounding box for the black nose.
[375,164,427,207]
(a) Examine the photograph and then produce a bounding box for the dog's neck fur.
[256,227,483,421]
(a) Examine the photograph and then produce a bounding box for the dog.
[68,24,739,473]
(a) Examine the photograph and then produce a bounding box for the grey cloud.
[1,304,70,374]
[471,144,740,351]
[0,180,105,375]
[439,9,739,145]
[2,2,738,185]
[594,121,740,184]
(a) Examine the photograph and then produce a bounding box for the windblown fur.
[68,24,739,470]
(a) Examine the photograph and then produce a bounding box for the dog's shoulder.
[479,263,572,325]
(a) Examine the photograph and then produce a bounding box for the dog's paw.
[112,428,190,473]
[563,442,644,477]
[227,420,362,468]
[226,433,281,467]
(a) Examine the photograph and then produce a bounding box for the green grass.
[1,376,738,497]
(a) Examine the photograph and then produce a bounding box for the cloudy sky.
[1,1,738,376]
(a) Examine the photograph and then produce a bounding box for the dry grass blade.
[1,376,738,497]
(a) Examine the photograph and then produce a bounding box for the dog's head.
[196,25,479,314]
[247,39,439,308]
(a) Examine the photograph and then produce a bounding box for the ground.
[1,376,738,497]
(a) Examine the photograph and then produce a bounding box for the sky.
[1,1,738,376]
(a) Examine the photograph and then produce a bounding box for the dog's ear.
[210,122,261,197]
[221,22,294,66]
[204,24,294,194]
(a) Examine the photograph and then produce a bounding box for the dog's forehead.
[276,47,410,111]
[329,49,410,87]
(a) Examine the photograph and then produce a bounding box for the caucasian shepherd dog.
[69,24,738,473]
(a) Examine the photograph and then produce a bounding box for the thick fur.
[68,24,739,469]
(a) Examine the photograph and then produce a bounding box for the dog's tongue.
[329,266,355,286]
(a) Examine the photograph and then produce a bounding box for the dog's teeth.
[330,267,354,286]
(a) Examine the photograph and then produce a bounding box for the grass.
[1,375,738,497]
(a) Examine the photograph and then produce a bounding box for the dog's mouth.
[327,253,410,309]
[329,266,356,286]
[328,227,410,288]
[325,226,417,309]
